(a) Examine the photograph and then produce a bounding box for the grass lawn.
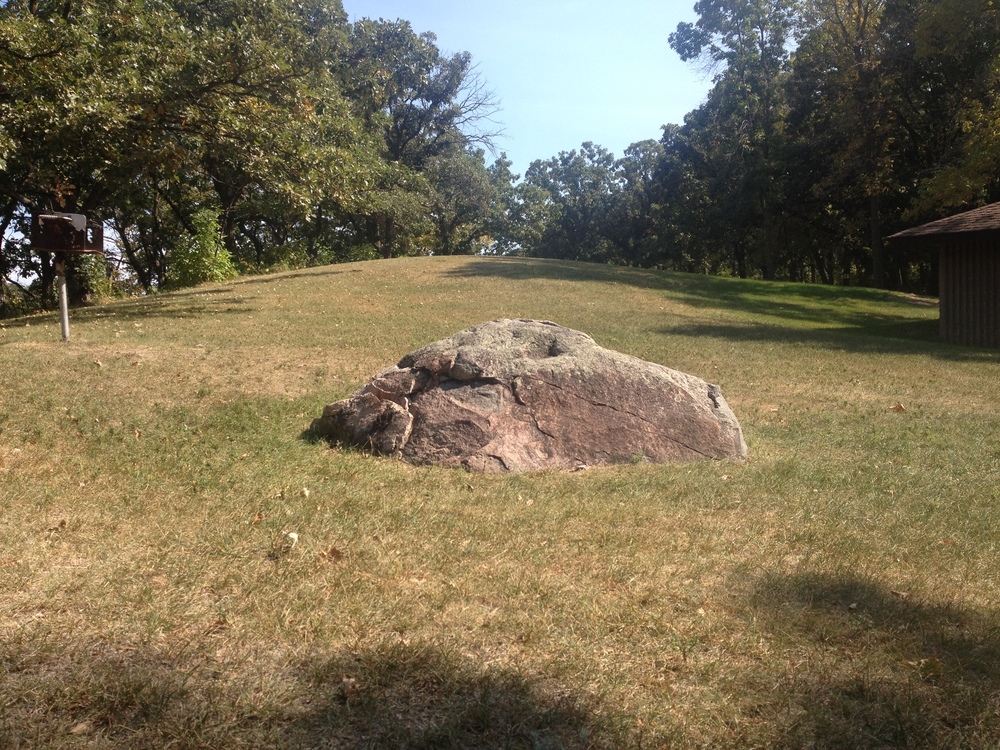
[1,255,998,748]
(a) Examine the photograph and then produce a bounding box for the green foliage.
[3,0,998,304]
[0,0,501,311]
[424,147,507,255]
[544,0,1000,291]
[66,253,114,303]
[495,0,999,291]
[165,210,236,289]
[518,143,620,262]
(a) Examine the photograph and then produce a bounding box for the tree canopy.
[3,0,998,315]
[0,0,505,312]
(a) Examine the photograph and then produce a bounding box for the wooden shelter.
[889,203,1000,348]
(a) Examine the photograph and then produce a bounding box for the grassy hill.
[1,256,998,749]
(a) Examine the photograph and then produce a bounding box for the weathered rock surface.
[312,319,747,472]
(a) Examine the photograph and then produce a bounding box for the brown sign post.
[30,212,105,341]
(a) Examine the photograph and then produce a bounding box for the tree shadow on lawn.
[447,259,981,358]
[2,265,354,331]
[230,265,361,286]
[0,637,621,749]
[448,257,928,318]
[295,641,616,749]
[738,570,1000,749]
[657,319,1000,361]
[1,297,257,332]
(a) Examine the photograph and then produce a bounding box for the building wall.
[939,238,1000,347]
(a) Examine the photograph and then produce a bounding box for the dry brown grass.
[1,256,998,748]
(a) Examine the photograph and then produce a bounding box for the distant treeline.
[2,0,998,314]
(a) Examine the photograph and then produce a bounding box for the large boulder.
[312,319,747,472]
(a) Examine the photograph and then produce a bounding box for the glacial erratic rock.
[312,319,747,472]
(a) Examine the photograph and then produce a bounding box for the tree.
[782,0,1000,289]
[344,19,501,169]
[331,19,502,258]
[424,147,508,255]
[790,0,903,287]
[669,0,796,279]
[895,0,1000,216]
[520,143,620,261]
[482,154,519,254]
[0,0,386,298]
[606,140,670,266]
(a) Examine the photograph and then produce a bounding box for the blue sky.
[342,1,712,177]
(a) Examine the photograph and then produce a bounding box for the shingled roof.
[889,202,1000,241]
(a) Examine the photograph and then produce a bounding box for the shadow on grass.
[2,265,353,331]
[661,320,1000,361]
[739,571,1000,748]
[81,299,256,322]
[295,641,611,749]
[0,637,620,749]
[445,256,684,292]
[656,320,998,361]
[231,266,360,286]
[445,258,986,358]
[0,297,256,331]
[447,256,927,314]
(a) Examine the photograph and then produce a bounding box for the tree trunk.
[0,244,7,313]
[39,251,55,308]
[870,193,886,288]
[117,228,153,293]
[0,211,11,313]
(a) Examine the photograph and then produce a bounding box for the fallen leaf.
[892,403,906,412]
[69,722,92,735]
[848,602,859,612]
[205,617,230,634]
[250,511,263,525]
[908,657,944,679]
[318,546,343,562]
[268,531,299,560]
[340,677,358,702]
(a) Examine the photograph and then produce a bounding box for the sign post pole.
[55,254,70,341]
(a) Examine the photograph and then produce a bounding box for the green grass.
[1,256,998,748]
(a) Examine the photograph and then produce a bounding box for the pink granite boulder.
[312,319,747,472]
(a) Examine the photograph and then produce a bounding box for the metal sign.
[30,212,104,254]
